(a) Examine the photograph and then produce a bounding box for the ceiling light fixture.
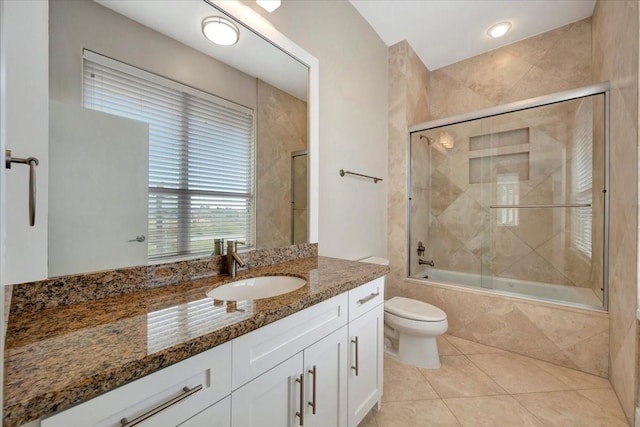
[202,16,240,46]
[256,0,281,13]
[487,22,512,39]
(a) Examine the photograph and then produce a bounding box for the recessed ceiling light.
[202,16,240,46]
[256,0,281,13]
[487,22,512,38]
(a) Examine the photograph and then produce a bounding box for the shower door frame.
[407,82,610,310]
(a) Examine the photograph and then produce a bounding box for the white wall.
[4,0,48,284]
[242,0,389,260]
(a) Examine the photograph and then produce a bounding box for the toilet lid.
[385,297,446,322]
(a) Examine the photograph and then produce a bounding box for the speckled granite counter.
[3,256,388,427]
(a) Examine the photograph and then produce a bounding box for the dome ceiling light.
[202,16,240,46]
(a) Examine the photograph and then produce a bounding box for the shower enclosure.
[408,83,609,309]
[291,150,308,245]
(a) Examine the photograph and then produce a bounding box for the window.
[82,51,255,262]
[571,99,593,257]
[497,173,520,227]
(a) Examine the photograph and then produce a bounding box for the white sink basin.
[207,276,306,301]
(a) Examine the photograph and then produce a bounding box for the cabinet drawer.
[42,342,231,427]
[178,396,231,426]
[232,293,348,389]
[348,277,384,322]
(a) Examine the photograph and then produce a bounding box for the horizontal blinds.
[82,50,255,261]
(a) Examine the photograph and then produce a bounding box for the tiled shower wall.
[256,80,307,248]
[388,19,612,379]
[592,0,639,422]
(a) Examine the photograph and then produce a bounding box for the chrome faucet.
[419,259,435,267]
[226,240,246,278]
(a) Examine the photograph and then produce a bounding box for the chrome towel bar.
[339,169,382,183]
[490,203,592,209]
[5,149,39,226]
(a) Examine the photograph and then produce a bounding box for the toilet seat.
[385,297,446,322]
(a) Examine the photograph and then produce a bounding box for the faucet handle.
[226,240,245,251]
[213,238,225,256]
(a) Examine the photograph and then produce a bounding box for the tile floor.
[359,335,629,427]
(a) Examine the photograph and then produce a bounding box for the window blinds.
[82,50,255,261]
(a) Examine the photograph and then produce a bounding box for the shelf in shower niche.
[469,152,529,184]
[467,143,529,159]
[469,127,529,151]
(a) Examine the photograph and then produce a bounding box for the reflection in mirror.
[48,0,309,277]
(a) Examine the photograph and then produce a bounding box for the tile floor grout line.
[440,396,466,427]
[510,393,554,427]
[416,363,444,399]
[460,353,511,395]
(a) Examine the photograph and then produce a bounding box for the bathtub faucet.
[419,259,435,267]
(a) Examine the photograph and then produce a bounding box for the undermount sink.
[206,276,306,301]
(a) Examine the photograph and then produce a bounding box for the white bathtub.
[411,268,603,307]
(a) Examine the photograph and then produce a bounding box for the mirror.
[48,0,312,277]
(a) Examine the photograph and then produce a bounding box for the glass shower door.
[481,94,605,306]
[409,88,607,308]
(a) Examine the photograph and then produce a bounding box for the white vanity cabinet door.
[303,326,348,427]
[347,304,384,427]
[232,293,348,389]
[41,342,231,427]
[178,396,231,427]
[231,353,304,427]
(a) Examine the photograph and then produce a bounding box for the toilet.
[359,257,448,369]
[384,296,447,369]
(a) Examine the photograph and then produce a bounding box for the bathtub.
[411,268,603,307]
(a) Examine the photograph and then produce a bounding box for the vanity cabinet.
[347,304,384,427]
[41,341,232,427]
[36,278,384,427]
[345,277,384,427]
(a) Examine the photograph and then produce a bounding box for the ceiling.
[96,1,308,100]
[349,0,596,71]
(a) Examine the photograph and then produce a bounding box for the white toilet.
[384,296,448,369]
[359,257,448,369]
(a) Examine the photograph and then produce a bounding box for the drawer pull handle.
[295,373,304,425]
[358,292,379,305]
[351,336,359,376]
[120,384,203,426]
[308,365,317,414]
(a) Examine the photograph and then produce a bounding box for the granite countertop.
[3,256,388,427]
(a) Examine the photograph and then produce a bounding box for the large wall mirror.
[48,0,318,277]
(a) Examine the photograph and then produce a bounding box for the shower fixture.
[419,135,433,144]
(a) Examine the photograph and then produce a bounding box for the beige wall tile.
[256,80,307,248]
[592,0,639,421]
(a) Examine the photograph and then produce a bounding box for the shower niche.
[408,84,608,309]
